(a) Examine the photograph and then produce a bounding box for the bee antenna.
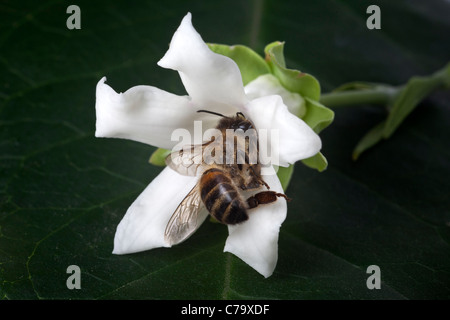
[197,110,227,118]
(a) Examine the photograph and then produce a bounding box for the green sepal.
[209,216,221,224]
[149,148,171,166]
[276,165,294,191]
[294,98,333,172]
[301,152,328,172]
[303,98,335,134]
[207,43,270,85]
[264,42,333,173]
[264,41,321,101]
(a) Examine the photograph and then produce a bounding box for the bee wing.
[165,143,209,176]
[164,183,208,246]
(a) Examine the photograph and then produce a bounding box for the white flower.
[95,13,321,278]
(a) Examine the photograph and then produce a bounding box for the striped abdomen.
[200,168,248,224]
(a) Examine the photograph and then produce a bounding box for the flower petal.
[224,172,287,278]
[95,77,218,149]
[158,13,247,112]
[245,74,306,118]
[113,167,207,254]
[243,95,322,167]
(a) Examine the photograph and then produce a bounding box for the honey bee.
[164,110,289,245]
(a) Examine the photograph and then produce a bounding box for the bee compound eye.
[237,121,252,131]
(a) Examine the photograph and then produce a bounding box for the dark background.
[0,0,449,299]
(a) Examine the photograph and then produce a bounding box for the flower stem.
[319,85,397,108]
[319,63,449,109]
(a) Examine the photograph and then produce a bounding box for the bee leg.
[246,191,291,209]
[248,166,270,190]
[257,177,270,190]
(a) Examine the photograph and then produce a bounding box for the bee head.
[230,119,253,131]
[197,110,254,132]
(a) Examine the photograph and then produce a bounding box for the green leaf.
[264,41,321,101]
[329,64,450,158]
[383,63,450,138]
[207,43,270,85]
[1,0,449,300]
[352,121,386,160]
